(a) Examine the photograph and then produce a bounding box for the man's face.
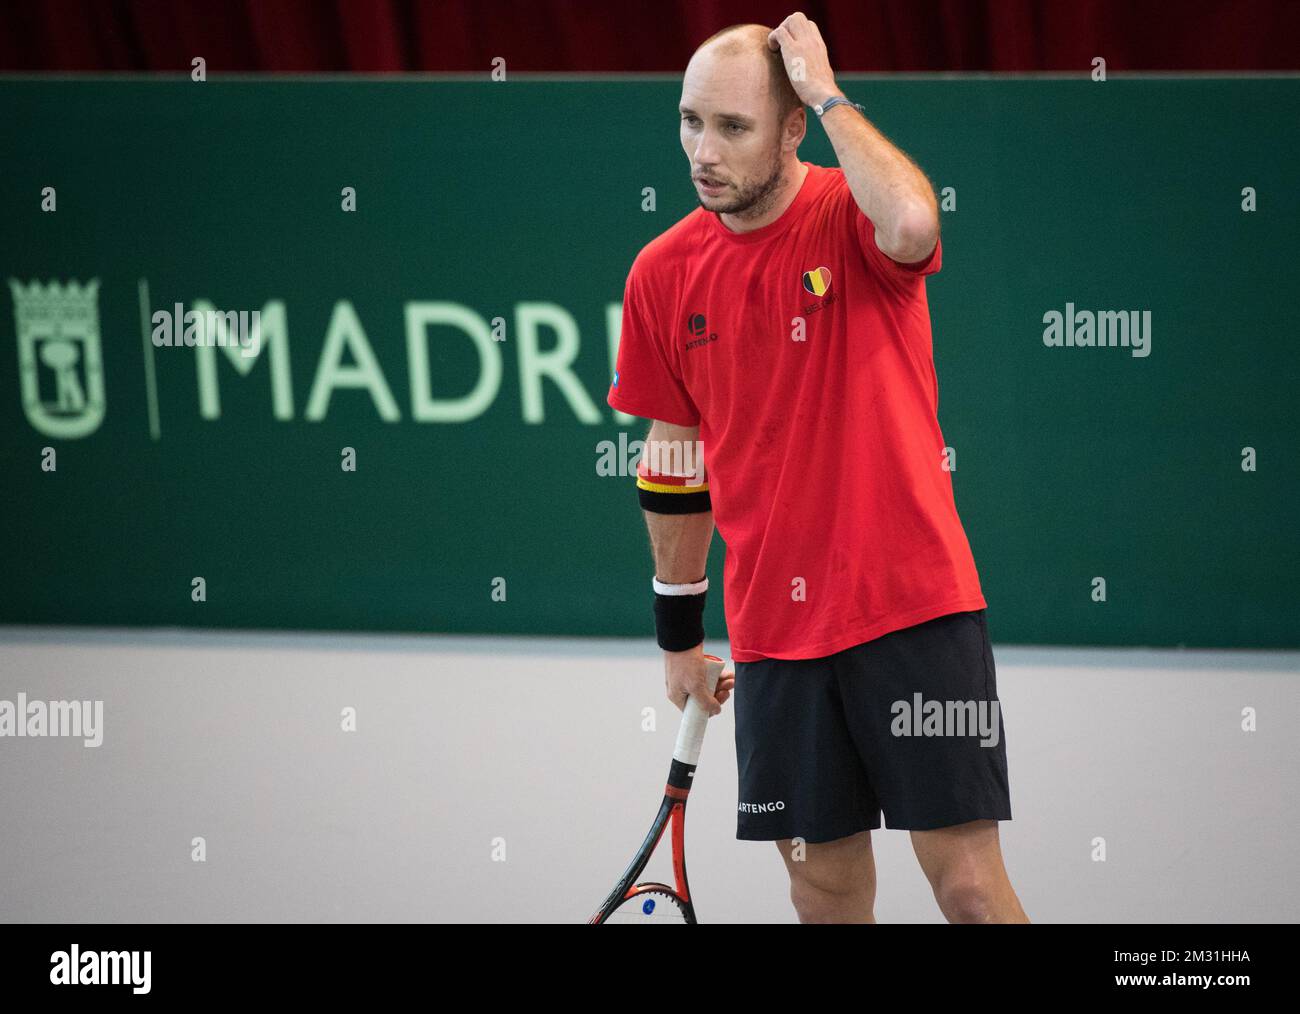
[679,48,788,218]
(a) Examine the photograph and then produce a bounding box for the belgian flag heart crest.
[801,266,832,296]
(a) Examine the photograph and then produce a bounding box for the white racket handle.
[672,656,728,766]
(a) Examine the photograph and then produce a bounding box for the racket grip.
[671,655,727,766]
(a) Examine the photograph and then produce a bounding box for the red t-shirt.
[608,161,985,661]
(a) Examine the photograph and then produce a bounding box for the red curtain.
[2,0,1297,72]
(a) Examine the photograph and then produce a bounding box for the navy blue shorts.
[734,609,1012,842]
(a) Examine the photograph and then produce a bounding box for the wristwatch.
[813,95,865,118]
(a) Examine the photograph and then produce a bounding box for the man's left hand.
[768,12,842,108]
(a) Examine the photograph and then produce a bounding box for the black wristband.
[654,589,706,652]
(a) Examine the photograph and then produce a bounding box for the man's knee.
[934,872,998,923]
[788,871,872,922]
[779,836,875,923]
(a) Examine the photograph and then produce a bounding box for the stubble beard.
[699,147,787,220]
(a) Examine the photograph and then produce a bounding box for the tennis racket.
[589,655,727,924]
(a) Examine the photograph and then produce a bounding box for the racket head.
[590,798,696,924]
[600,884,694,924]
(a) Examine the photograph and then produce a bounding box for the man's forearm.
[819,100,939,261]
[645,510,714,584]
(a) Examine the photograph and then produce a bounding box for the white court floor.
[0,627,1296,923]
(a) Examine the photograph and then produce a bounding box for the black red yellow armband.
[653,576,707,652]
[636,460,711,515]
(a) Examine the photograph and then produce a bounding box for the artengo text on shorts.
[738,801,787,813]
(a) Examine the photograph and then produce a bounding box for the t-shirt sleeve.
[847,193,942,292]
[606,257,701,427]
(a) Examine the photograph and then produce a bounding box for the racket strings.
[604,888,690,924]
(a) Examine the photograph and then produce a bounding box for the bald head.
[689,23,802,127]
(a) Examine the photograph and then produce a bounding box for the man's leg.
[910,819,1028,923]
[834,610,1022,922]
[776,830,876,924]
[734,652,882,922]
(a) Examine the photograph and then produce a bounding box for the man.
[607,14,1028,924]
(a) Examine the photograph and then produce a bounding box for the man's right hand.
[664,646,734,715]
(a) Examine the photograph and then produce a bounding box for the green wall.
[2,78,1297,646]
